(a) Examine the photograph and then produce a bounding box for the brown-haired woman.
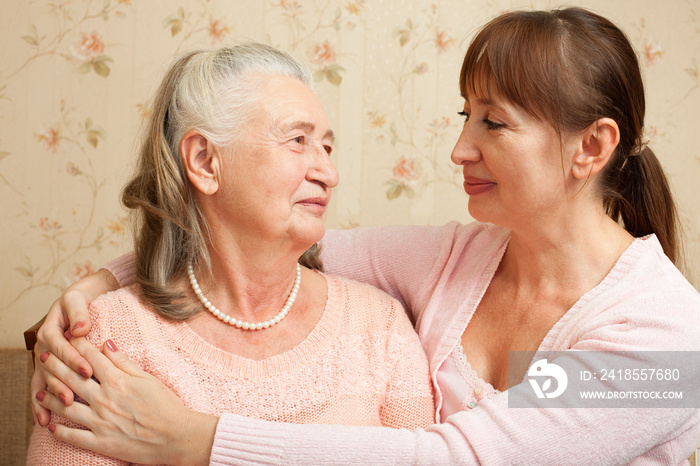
[32,7,700,464]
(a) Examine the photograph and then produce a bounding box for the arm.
[320,223,460,320]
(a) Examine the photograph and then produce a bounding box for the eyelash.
[292,136,333,155]
[457,111,504,130]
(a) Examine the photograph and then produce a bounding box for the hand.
[35,337,217,466]
[31,269,121,426]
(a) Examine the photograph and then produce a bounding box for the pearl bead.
[187,262,301,331]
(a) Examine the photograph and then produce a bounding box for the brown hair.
[460,8,681,265]
[122,44,322,321]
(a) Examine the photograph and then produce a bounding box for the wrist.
[171,409,218,466]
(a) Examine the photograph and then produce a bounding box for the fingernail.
[48,424,56,433]
[36,414,42,425]
[58,393,68,405]
[72,322,85,332]
[106,339,118,352]
[64,329,73,340]
[35,391,46,402]
[79,367,90,378]
[39,352,49,363]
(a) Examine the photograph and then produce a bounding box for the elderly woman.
[26,43,435,464]
[32,7,700,465]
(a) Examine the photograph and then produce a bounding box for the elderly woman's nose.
[450,126,480,166]
[308,146,339,187]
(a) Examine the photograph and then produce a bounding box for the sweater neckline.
[163,273,343,380]
[537,235,652,351]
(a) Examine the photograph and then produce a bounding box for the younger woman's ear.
[572,118,620,180]
[180,130,220,195]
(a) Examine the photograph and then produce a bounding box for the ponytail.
[603,146,682,266]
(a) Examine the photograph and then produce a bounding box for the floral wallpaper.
[2,0,700,361]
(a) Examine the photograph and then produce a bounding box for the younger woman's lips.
[463,178,495,196]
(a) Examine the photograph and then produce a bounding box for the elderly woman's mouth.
[297,197,329,209]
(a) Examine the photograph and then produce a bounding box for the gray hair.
[122,43,321,321]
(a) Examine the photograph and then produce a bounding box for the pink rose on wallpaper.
[72,31,105,60]
[435,30,455,53]
[645,43,664,65]
[311,41,337,65]
[393,156,421,181]
[37,127,59,152]
[209,18,231,43]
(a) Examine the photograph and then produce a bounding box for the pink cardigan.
[105,222,700,464]
[27,274,435,465]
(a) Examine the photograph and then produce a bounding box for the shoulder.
[324,273,413,330]
[86,284,162,354]
[565,236,700,351]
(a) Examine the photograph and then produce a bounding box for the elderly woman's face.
[216,75,339,249]
[450,89,579,231]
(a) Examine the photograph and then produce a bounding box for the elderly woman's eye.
[323,145,333,155]
[293,136,305,144]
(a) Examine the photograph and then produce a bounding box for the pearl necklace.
[187,262,301,330]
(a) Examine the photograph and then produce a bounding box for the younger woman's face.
[450,87,580,231]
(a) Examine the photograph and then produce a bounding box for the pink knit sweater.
[26,273,435,465]
[209,222,700,465]
[62,222,700,464]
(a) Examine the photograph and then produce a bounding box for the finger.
[39,360,76,406]
[36,389,94,429]
[49,422,101,454]
[38,298,93,378]
[30,361,52,427]
[39,350,99,404]
[98,338,148,377]
[61,288,92,337]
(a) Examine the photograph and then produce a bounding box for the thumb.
[62,289,92,338]
[101,339,146,377]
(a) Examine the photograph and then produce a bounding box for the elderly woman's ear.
[181,129,220,195]
[571,117,620,180]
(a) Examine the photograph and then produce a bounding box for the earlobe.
[572,118,620,180]
[181,130,220,195]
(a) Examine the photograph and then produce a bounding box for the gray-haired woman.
[27,43,434,464]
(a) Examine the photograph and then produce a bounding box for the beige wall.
[1,0,699,350]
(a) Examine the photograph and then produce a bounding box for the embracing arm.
[320,223,462,321]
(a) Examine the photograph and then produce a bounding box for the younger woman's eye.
[484,118,504,130]
[458,110,470,122]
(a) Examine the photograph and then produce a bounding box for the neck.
[502,202,634,295]
[193,228,309,324]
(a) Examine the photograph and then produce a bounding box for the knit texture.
[26,273,435,465]
[207,222,700,465]
[87,222,700,464]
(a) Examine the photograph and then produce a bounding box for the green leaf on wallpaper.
[313,69,326,82]
[386,183,402,200]
[403,184,415,198]
[0,151,9,161]
[79,61,93,74]
[22,35,38,47]
[93,56,113,77]
[325,69,342,86]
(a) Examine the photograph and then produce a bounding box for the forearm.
[101,251,136,287]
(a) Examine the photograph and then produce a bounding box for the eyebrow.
[475,97,507,113]
[286,121,335,142]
